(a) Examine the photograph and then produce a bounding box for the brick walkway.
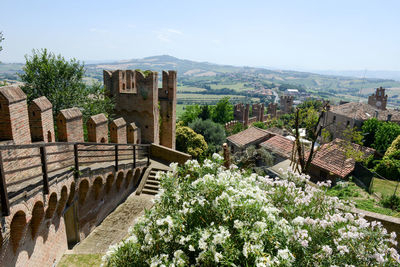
[70,193,154,254]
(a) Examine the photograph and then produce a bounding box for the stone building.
[103,70,177,149]
[307,139,375,184]
[226,126,275,153]
[368,87,387,110]
[320,101,400,140]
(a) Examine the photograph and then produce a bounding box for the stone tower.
[159,71,177,149]
[368,87,387,110]
[103,70,177,148]
[233,103,250,126]
[267,103,277,118]
[280,95,294,114]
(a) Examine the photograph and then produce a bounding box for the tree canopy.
[178,104,201,126]
[19,49,113,120]
[189,118,226,153]
[211,96,233,124]
[373,122,400,154]
[176,124,208,158]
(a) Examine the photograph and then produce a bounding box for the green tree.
[189,118,226,153]
[19,49,88,115]
[362,118,382,147]
[81,81,114,122]
[179,104,201,125]
[373,122,400,154]
[199,105,211,121]
[211,97,233,124]
[176,125,208,158]
[385,135,400,157]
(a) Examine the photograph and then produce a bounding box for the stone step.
[147,180,159,186]
[144,184,159,191]
[142,188,159,195]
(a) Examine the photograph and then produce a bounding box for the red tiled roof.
[330,102,400,122]
[260,135,294,159]
[227,127,274,147]
[310,139,375,178]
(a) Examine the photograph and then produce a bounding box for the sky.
[0,0,399,71]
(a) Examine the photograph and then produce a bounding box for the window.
[333,116,336,123]
[346,120,350,127]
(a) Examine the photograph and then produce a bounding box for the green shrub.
[380,194,400,211]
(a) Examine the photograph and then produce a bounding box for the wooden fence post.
[115,145,119,172]
[74,144,79,179]
[40,146,49,194]
[147,146,150,166]
[133,145,136,169]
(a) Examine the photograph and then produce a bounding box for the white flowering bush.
[103,154,399,266]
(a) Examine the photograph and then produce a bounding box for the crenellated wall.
[0,84,155,266]
[103,69,177,149]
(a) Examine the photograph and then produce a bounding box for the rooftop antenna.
[358,69,367,103]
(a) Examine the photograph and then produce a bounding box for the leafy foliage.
[361,118,381,147]
[178,104,201,125]
[375,135,400,180]
[211,96,233,124]
[380,194,400,211]
[104,157,400,266]
[199,105,211,121]
[19,49,114,121]
[176,125,208,158]
[252,121,267,129]
[189,118,225,154]
[373,122,400,154]
[20,49,86,115]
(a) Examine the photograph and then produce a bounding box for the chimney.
[387,114,392,122]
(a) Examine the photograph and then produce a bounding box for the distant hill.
[83,55,400,93]
[2,55,400,94]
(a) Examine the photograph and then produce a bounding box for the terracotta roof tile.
[310,138,375,178]
[260,135,294,159]
[227,127,274,147]
[330,102,400,122]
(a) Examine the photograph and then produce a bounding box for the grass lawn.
[58,254,103,267]
[371,177,400,198]
[176,104,186,119]
[327,179,400,218]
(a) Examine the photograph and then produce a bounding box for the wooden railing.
[0,142,150,216]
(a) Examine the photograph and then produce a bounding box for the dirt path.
[71,193,154,254]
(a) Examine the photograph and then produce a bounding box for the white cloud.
[157,33,171,43]
[89,28,108,33]
[167,28,183,35]
[154,28,183,43]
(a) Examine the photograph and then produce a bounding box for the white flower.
[214,252,223,263]
[322,245,332,256]
[212,153,223,161]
